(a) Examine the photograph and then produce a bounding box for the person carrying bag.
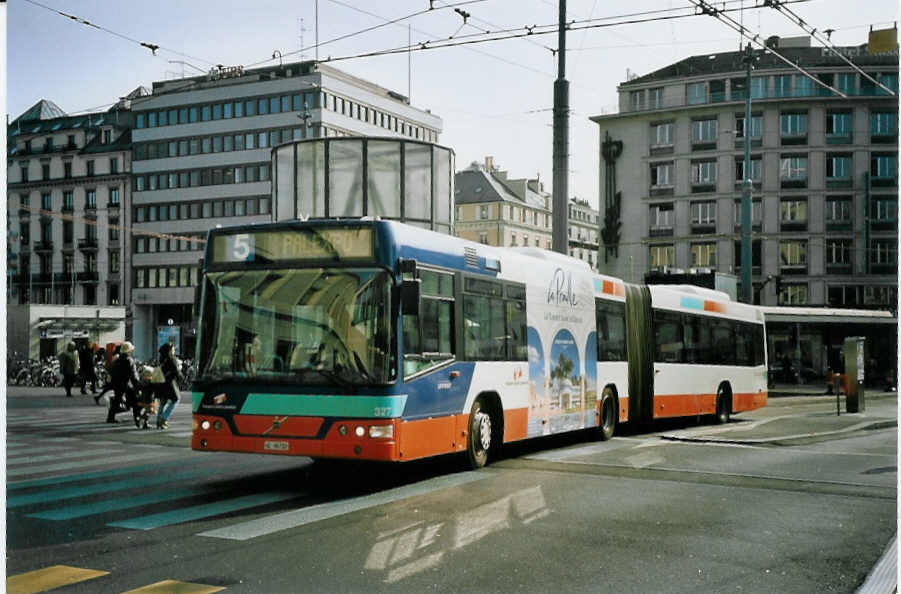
[155,343,184,429]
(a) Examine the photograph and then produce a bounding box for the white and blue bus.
[192,220,767,468]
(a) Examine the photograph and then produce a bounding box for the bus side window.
[653,309,684,363]
[712,319,736,365]
[596,299,626,361]
[403,269,455,378]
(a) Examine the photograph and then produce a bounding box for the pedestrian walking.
[58,342,80,398]
[78,343,98,394]
[107,341,141,424]
[155,343,184,429]
[95,344,119,405]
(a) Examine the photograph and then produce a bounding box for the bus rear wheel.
[597,387,617,441]
[467,399,492,469]
[715,385,731,425]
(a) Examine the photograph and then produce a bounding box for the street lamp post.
[740,43,755,304]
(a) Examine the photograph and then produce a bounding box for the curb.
[661,418,897,445]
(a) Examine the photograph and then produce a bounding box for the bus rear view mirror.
[401,279,421,316]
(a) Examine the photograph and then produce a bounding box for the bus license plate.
[264,440,289,451]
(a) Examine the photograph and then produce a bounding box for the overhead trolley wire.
[763,0,897,96]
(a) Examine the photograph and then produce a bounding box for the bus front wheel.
[597,387,617,441]
[467,399,492,469]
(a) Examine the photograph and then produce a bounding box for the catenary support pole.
[552,0,569,254]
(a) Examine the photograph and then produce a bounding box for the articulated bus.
[191,219,767,468]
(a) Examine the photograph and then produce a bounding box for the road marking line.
[8,469,210,508]
[7,451,168,478]
[28,486,210,520]
[857,534,897,594]
[108,492,299,530]
[121,579,225,593]
[199,471,492,541]
[8,449,136,466]
[6,565,109,594]
[8,458,193,490]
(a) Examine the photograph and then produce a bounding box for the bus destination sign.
[212,228,374,263]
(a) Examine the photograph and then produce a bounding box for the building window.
[873,198,898,225]
[479,205,490,220]
[629,90,645,111]
[109,250,120,273]
[62,191,74,211]
[686,82,706,105]
[649,244,675,269]
[691,243,716,267]
[774,74,792,97]
[733,199,762,228]
[42,163,50,180]
[690,201,716,226]
[647,87,664,109]
[650,122,673,147]
[870,239,897,267]
[86,160,94,176]
[648,202,673,233]
[825,239,852,266]
[510,233,517,247]
[20,165,28,183]
[780,112,808,137]
[825,197,852,226]
[733,239,761,272]
[826,111,852,136]
[871,111,898,137]
[479,232,488,244]
[691,118,718,144]
[109,218,119,241]
[779,284,808,305]
[650,162,673,187]
[691,160,717,185]
[794,75,814,97]
[826,154,852,181]
[871,153,898,180]
[780,155,808,183]
[735,114,762,139]
[63,221,73,244]
[780,199,807,227]
[837,73,856,94]
[735,157,762,183]
[86,190,97,209]
[779,240,808,271]
[42,193,52,211]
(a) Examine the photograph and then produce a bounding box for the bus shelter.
[760,306,897,389]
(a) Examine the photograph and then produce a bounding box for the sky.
[7,0,899,209]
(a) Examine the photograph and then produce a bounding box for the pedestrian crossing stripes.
[5,565,223,594]
[6,565,109,594]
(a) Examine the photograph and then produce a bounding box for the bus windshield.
[197,268,394,385]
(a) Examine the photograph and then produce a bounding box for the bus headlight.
[201,420,211,431]
[369,425,394,439]
[354,426,366,437]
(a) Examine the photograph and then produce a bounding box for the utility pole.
[551,0,569,254]
[740,43,754,304]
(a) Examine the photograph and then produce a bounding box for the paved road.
[6,387,897,593]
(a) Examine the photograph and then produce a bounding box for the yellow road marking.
[7,565,109,594]
[120,580,226,594]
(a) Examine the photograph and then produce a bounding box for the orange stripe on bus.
[398,415,464,461]
[503,408,529,442]
[703,300,726,313]
[602,280,614,295]
[614,283,625,297]
[652,391,767,418]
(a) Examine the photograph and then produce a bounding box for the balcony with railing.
[77,238,99,251]
[33,240,53,252]
[621,79,898,115]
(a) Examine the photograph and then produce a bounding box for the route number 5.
[229,234,254,261]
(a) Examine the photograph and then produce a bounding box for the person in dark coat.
[95,344,119,405]
[107,341,140,424]
[78,343,98,394]
[155,342,184,429]
[58,342,80,398]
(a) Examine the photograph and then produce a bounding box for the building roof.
[455,162,549,210]
[622,42,898,87]
[14,99,67,123]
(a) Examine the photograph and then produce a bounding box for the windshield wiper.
[296,367,357,389]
